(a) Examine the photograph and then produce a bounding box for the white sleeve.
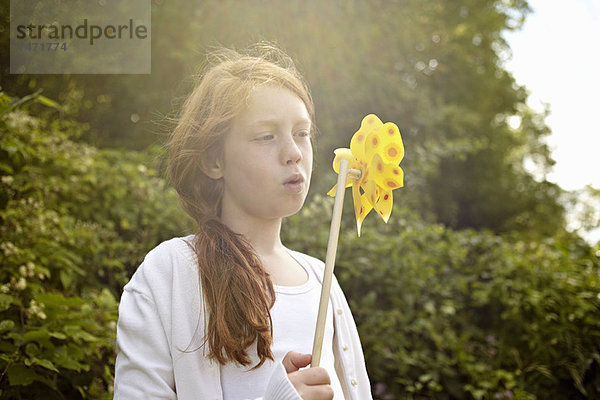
[262,362,302,400]
[114,287,176,399]
[244,362,301,400]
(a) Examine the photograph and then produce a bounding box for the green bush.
[2,90,599,399]
[0,92,192,399]
[284,196,600,399]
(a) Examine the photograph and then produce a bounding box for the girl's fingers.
[296,367,331,385]
[295,381,334,400]
[302,387,334,400]
[282,351,312,373]
[284,351,333,399]
[288,367,333,399]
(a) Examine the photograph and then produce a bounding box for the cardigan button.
[336,308,343,315]
[342,344,348,351]
[351,378,357,386]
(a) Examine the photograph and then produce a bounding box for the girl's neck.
[221,213,285,256]
[220,212,307,286]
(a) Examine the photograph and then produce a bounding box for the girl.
[113,45,372,400]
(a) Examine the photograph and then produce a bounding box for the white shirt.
[114,235,372,400]
[220,256,344,399]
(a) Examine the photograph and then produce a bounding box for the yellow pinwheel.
[312,115,405,367]
[327,114,405,235]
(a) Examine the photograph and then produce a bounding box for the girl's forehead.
[236,85,311,126]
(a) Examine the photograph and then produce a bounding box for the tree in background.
[1,0,599,398]
[0,0,574,239]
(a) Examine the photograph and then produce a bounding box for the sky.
[503,0,600,192]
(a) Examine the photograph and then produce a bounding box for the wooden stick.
[311,159,350,367]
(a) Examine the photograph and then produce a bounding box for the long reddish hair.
[168,45,314,368]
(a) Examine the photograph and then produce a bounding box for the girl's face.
[214,85,313,225]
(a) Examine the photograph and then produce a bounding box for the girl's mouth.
[284,174,305,193]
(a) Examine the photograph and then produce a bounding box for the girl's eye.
[255,134,274,141]
[295,130,311,138]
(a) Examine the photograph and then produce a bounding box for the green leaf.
[37,292,85,308]
[0,320,15,333]
[24,342,39,358]
[7,364,41,386]
[53,345,86,371]
[0,340,17,353]
[0,162,15,174]
[59,269,73,289]
[36,95,61,110]
[23,329,51,343]
[49,331,67,340]
[0,294,14,312]
[29,357,59,373]
[64,325,98,343]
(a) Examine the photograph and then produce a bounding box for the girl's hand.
[281,351,334,400]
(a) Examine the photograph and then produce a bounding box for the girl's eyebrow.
[248,117,312,128]
[248,119,278,128]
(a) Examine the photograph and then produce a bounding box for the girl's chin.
[279,199,307,219]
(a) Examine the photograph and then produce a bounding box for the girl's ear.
[200,148,223,179]
[201,152,224,180]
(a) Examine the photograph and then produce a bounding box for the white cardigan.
[114,236,372,399]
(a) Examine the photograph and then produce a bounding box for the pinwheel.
[327,114,405,236]
[312,114,405,366]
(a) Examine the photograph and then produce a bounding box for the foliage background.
[1,0,599,398]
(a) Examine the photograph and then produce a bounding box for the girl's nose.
[282,136,303,165]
